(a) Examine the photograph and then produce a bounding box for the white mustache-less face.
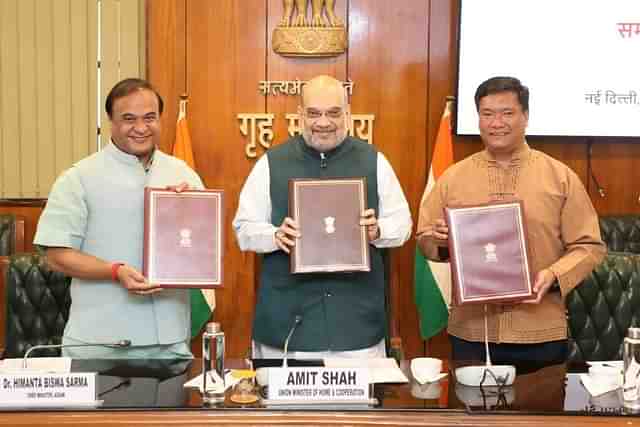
[478,91,528,156]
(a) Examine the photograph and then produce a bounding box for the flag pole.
[178,93,188,121]
[415,95,455,343]
[172,92,213,337]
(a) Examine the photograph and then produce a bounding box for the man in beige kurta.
[417,76,606,365]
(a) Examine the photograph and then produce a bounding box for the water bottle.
[623,327,640,409]
[202,322,225,404]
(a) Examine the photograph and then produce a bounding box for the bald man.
[233,75,412,358]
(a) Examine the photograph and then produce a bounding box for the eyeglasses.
[304,108,344,121]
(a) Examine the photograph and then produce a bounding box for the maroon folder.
[289,178,370,273]
[445,200,533,304]
[143,188,223,288]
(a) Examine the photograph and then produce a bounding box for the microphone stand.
[23,340,132,369]
[484,304,494,369]
[98,378,132,398]
[282,315,303,368]
[279,294,325,367]
[454,305,516,387]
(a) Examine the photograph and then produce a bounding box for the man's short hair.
[474,76,529,113]
[105,78,164,119]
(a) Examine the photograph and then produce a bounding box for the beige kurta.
[416,143,606,344]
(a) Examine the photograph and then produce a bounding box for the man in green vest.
[233,75,412,358]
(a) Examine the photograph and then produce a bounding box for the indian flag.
[414,99,454,339]
[173,96,216,338]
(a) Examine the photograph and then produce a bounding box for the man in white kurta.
[233,76,412,358]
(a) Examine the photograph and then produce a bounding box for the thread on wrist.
[111,263,124,282]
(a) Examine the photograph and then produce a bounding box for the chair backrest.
[599,215,640,254]
[566,252,640,362]
[4,252,71,358]
[0,214,25,256]
[0,214,26,354]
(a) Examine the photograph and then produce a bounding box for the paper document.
[323,358,408,384]
[564,373,622,412]
[587,360,623,369]
[183,370,240,393]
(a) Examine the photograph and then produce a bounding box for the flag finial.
[178,94,189,120]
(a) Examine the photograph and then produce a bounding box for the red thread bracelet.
[111,263,124,282]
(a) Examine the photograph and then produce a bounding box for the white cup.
[411,357,443,384]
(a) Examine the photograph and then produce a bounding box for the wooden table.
[0,358,635,426]
[0,409,632,427]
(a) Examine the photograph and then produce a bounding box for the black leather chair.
[566,252,640,362]
[0,213,25,256]
[599,215,640,254]
[4,252,71,358]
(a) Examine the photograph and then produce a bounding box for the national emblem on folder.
[143,188,224,288]
[445,200,533,304]
[289,177,370,273]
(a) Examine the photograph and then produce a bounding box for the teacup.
[411,357,443,384]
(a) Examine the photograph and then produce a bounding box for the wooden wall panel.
[1,0,635,361]
[0,203,45,253]
[0,0,97,198]
[86,0,99,162]
[266,0,347,147]
[100,0,145,147]
[35,0,57,196]
[100,0,119,147]
[0,1,21,198]
[590,142,640,214]
[120,0,144,79]
[425,0,458,359]
[348,0,429,359]
[17,0,38,197]
[52,0,75,174]
[185,0,267,357]
[143,0,640,361]
[69,0,96,169]
[147,0,187,155]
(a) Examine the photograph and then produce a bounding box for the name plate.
[267,367,369,402]
[0,372,97,407]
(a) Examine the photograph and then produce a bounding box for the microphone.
[279,294,325,367]
[320,153,327,168]
[23,339,132,368]
[282,315,303,368]
[454,305,516,387]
